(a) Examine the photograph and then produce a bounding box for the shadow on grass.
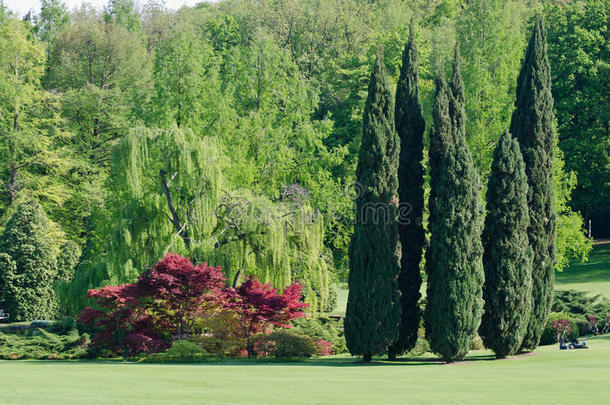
[4,353,502,368]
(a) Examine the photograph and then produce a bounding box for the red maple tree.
[224,276,309,357]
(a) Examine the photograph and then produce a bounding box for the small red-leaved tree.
[77,283,166,356]
[78,254,225,356]
[224,276,309,357]
[551,319,572,342]
[137,254,226,340]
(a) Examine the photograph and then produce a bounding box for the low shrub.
[47,317,77,335]
[292,315,347,354]
[0,329,89,360]
[267,330,318,358]
[470,335,486,351]
[540,313,579,346]
[552,290,610,335]
[166,340,209,360]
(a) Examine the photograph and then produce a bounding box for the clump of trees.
[345,15,565,362]
[0,0,604,363]
[78,253,309,358]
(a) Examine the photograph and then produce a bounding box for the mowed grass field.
[1,336,609,405]
[556,243,610,298]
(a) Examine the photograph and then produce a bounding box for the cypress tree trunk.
[425,48,485,362]
[509,16,556,351]
[388,24,425,360]
[479,131,533,358]
[344,53,401,362]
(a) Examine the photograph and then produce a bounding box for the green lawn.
[556,243,610,298]
[1,335,609,404]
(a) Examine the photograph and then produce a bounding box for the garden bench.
[0,309,9,322]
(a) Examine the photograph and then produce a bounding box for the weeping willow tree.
[70,126,331,313]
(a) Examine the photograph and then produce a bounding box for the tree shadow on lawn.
[5,354,499,368]
[556,244,610,285]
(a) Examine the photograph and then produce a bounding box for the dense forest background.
[0,0,606,314]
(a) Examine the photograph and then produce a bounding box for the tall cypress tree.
[449,44,466,142]
[509,16,556,351]
[388,24,425,360]
[425,50,485,362]
[0,199,58,321]
[479,130,533,358]
[344,53,401,362]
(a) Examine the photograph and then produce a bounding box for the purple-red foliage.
[78,254,309,358]
[317,339,333,356]
[551,319,572,341]
[137,254,226,339]
[224,276,309,357]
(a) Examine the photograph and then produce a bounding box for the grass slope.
[555,243,610,298]
[1,335,609,405]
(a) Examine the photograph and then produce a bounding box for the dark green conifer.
[425,50,484,362]
[449,44,466,141]
[509,16,556,351]
[388,24,425,360]
[344,53,401,362]
[479,131,533,358]
[0,199,58,321]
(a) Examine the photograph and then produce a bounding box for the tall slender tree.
[479,130,533,358]
[344,53,401,362]
[510,16,556,351]
[388,24,425,360]
[425,49,484,362]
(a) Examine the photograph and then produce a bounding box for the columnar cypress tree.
[509,16,556,351]
[425,51,485,362]
[0,199,58,321]
[344,53,401,362]
[388,24,425,360]
[479,130,533,358]
[449,44,466,142]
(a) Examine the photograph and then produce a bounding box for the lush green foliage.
[0,2,605,366]
[546,0,610,237]
[389,25,425,360]
[344,54,401,362]
[0,200,60,321]
[0,328,89,360]
[425,49,484,362]
[479,131,532,358]
[510,17,556,351]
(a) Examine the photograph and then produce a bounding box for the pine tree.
[344,53,401,362]
[509,16,556,351]
[425,50,484,362]
[388,24,425,360]
[0,199,58,321]
[479,130,533,358]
